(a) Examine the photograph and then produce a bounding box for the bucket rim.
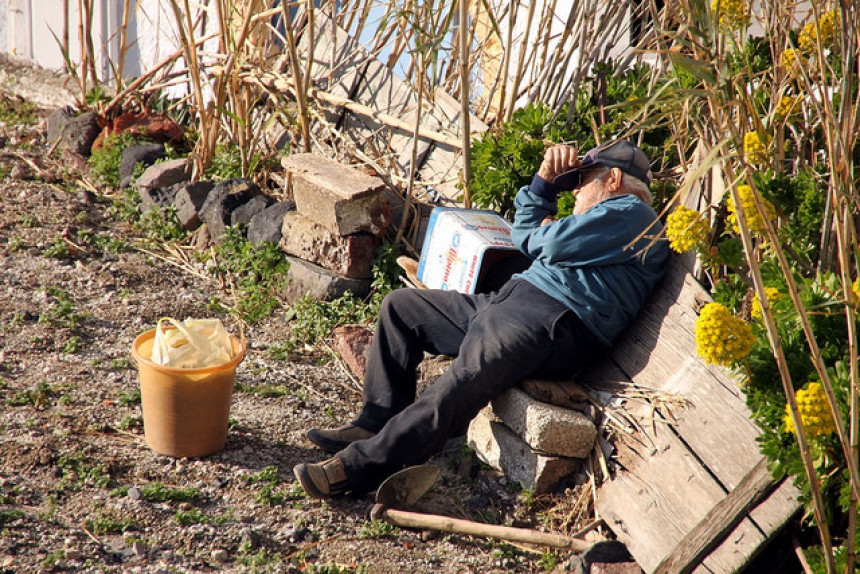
[130,327,246,374]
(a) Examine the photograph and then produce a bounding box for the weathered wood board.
[592,256,801,573]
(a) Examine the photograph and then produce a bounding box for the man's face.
[572,168,607,215]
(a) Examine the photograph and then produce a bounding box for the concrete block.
[283,256,372,302]
[491,387,596,458]
[467,407,580,493]
[282,153,390,237]
[280,211,377,279]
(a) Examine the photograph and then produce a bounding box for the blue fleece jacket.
[512,175,669,346]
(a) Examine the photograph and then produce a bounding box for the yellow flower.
[852,277,859,302]
[665,206,711,253]
[775,96,802,121]
[751,287,781,320]
[726,184,777,236]
[799,10,839,53]
[780,48,804,73]
[695,302,756,366]
[711,0,750,32]
[784,382,836,438]
[743,131,769,164]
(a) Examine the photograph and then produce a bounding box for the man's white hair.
[620,172,653,206]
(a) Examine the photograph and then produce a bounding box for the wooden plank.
[654,458,776,574]
[593,257,800,572]
[594,384,766,574]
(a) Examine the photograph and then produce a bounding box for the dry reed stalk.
[280,1,312,152]
[458,0,472,204]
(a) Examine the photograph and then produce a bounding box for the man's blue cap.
[552,140,652,189]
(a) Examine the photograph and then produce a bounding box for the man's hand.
[537,145,580,182]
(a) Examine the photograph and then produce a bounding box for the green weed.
[57,453,114,490]
[0,95,38,125]
[359,519,399,539]
[6,381,58,409]
[173,507,208,525]
[84,512,137,535]
[0,509,24,525]
[139,482,200,503]
[37,286,81,328]
[88,132,145,188]
[42,235,73,260]
[62,335,82,354]
[306,564,369,574]
[118,415,142,430]
[118,388,141,406]
[135,205,185,245]
[211,226,290,323]
[236,546,282,570]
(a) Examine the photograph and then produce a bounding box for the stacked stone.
[467,381,599,493]
[280,154,391,302]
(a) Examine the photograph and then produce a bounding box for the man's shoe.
[293,457,350,499]
[306,424,375,453]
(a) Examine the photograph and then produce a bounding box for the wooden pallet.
[589,255,800,573]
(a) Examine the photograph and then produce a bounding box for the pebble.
[211,549,229,563]
[127,486,142,500]
[132,541,146,557]
[65,549,82,560]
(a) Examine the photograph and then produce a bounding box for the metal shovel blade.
[375,464,441,509]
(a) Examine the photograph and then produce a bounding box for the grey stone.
[211,549,229,563]
[247,200,295,245]
[466,407,580,493]
[119,143,166,188]
[283,256,371,302]
[199,178,262,242]
[173,181,214,230]
[282,153,390,237]
[138,185,178,212]
[491,387,597,458]
[280,211,377,278]
[135,158,191,194]
[63,111,101,156]
[231,193,274,228]
[47,105,75,146]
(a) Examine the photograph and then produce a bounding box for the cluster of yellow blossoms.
[751,286,782,320]
[710,0,750,32]
[726,184,777,236]
[780,48,802,72]
[665,206,711,253]
[798,10,839,53]
[743,131,769,164]
[783,382,836,438]
[775,96,802,121]
[695,302,755,366]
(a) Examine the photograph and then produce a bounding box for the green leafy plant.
[88,131,147,188]
[37,287,81,328]
[211,226,291,323]
[84,512,137,535]
[139,482,200,503]
[57,453,114,490]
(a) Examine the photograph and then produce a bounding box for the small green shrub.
[139,482,200,503]
[359,520,399,539]
[84,512,137,535]
[37,286,81,328]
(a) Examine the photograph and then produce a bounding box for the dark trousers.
[338,279,607,493]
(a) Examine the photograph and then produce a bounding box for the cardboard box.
[417,207,529,294]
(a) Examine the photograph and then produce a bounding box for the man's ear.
[608,167,624,192]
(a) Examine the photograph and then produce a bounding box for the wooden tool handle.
[379,505,590,551]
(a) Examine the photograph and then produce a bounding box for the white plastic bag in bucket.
[151,317,234,369]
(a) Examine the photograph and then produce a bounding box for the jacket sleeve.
[513,193,647,267]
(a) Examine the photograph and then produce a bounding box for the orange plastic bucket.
[130,328,245,458]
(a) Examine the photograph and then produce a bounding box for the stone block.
[332,325,374,380]
[282,153,390,237]
[135,158,192,193]
[467,407,580,493]
[283,256,372,302]
[138,185,178,212]
[231,194,274,228]
[248,200,295,245]
[491,387,596,458]
[280,211,377,279]
[119,143,166,188]
[173,181,214,230]
[199,178,262,242]
[519,379,590,411]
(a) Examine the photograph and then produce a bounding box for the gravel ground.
[0,91,594,573]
